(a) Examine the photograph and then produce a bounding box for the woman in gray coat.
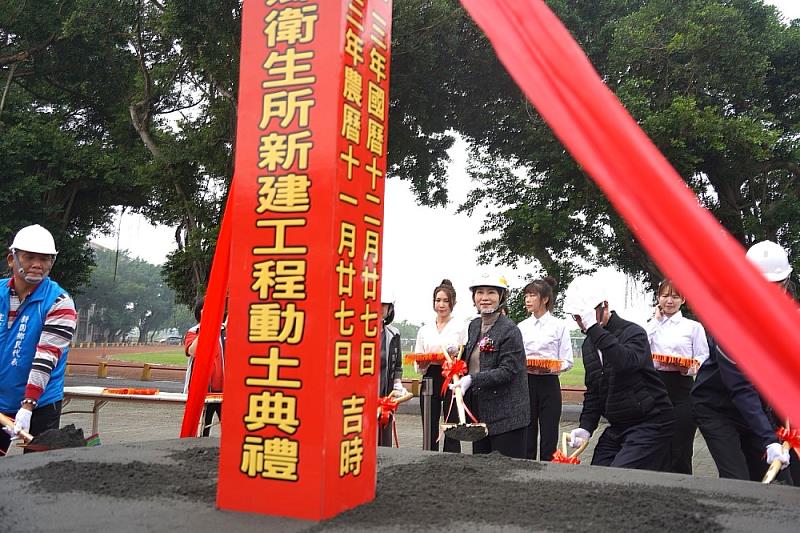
[451,273,530,458]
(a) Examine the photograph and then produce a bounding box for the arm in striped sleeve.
[24,293,77,401]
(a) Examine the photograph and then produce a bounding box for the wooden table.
[62,386,222,438]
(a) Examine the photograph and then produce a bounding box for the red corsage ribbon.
[777,426,800,454]
[441,359,467,395]
[551,449,581,464]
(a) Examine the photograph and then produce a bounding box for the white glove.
[392,381,408,397]
[3,407,32,438]
[578,306,598,331]
[449,374,472,394]
[445,344,460,357]
[766,443,790,470]
[568,428,591,448]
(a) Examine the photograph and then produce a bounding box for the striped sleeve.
[25,293,77,402]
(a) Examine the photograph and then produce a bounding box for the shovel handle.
[441,346,468,425]
[0,412,34,443]
[762,441,791,484]
[561,431,589,459]
[390,391,414,404]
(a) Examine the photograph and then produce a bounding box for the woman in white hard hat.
[565,274,674,472]
[517,276,572,461]
[413,279,466,452]
[449,273,529,458]
[1,225,77,455]
[378,290,405,447]
[645,279,709,474]
[692,240,794,482]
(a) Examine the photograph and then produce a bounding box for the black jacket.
[691,336,779,448]
[579,311,673,433]
[380,324,402,397]
[463,314,530,436]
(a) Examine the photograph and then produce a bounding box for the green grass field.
[112,350,586,388]
[111,350,188,366]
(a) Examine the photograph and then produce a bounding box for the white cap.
[746,240,792,282]
[563,274,606,314]
[10,224,58,255]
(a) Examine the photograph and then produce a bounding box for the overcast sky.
[93,0,798,327]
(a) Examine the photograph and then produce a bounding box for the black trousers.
[419,365,460,452]
[695,404,793,482]
[202,403,222,437]
[657,371,695,474]
[591,414,674,472]
[525,373,561,461]
[0,401,62,454]
[378,415,394,447]
[473,425,527,459]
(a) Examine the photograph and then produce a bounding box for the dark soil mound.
[312,452,759,532]
[26,446,218,503]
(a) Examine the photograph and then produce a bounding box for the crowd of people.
[384,239,798,485]
[0,223,795,486]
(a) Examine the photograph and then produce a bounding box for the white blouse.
[414,316,468,367]
[645,310,709,376]
[517,311,573,375]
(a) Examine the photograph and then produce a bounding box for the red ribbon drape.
[441,359,467,396]
[179,183,233,438]
[460,0,800,424]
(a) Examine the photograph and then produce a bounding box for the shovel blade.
[443,422,488,442]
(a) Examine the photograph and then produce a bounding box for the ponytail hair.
[433,279,457,311]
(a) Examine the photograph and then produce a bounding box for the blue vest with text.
[0,277,70,412]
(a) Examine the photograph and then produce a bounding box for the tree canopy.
[73,245,189,343]
[390,0,800,289]
[2,0,798,300]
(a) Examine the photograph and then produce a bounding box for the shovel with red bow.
[439,345,488,442]
[551,432,590,464]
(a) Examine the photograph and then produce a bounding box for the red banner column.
[216,0,393,520]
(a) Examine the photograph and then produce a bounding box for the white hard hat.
[563,274,606,315]
[468,272,510,292]
[380,289,395,305]
[10,224,58,255]
[746,240,792,282]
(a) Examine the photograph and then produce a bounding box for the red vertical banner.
[217,0,393,520]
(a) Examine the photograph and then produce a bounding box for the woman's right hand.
[652,304,662,321]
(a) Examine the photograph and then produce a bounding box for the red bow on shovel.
[441,359,467,396]
[762,423,798,484]
[551,432,589,464]
[377,391,414,448]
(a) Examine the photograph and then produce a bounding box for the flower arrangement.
[478,336,495,352]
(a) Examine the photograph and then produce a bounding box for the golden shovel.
[439,345,488,442]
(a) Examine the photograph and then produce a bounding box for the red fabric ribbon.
[441,359,467,396]
[377,396,399,428]
[551,449,580,464]
[777,426,800,455]
[459,0,800,425]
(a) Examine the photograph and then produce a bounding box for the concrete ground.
[3,375,718,477]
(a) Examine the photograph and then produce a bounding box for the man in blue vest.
[1,225,77,454]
